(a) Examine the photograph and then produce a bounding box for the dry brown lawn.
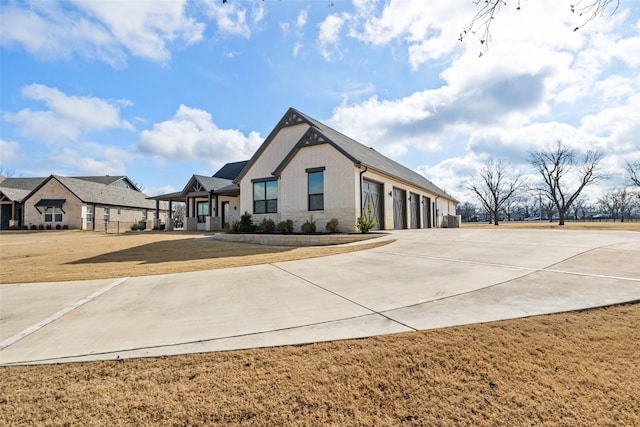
[0,230,391,284]
[1,224,638,425]
[1,303,638,426]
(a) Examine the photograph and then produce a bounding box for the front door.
[221,202,230,229]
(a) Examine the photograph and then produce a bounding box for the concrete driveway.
[1,228,639,365]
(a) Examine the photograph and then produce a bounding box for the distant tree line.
[463,140,640,225]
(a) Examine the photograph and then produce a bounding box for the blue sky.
[1,0,639,203]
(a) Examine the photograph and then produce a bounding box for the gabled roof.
[236,108,457,202]
[25,175,156,209]
[0,177,48,202]
[182,175,237,196]
[72,176,139,190]
[212,160,249,180]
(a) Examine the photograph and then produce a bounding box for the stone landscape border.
[212,232,385,246]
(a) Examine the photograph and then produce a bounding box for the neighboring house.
[0,176,47,229]
[235,108,458,231]
[15,175,167,231]
[149,160,248,231]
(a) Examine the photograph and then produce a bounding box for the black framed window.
[253,179,278,214]
[307,168,324,211]
[44,207,53,222]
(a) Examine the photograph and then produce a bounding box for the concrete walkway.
[1,228,639,365]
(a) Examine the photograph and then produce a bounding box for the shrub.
[31,224,38,230]
[238,211,256,233]
[22,225,28,230]
[45,224,52,230]
[62,224,69,230]
[356,203,377,234]
[276,219,294,234]
[325,218,340,233]
[131,223,139,231]
[301,216,316,234]
[256,218,276,233]
[229,221,241,233]
[55,224,62,230]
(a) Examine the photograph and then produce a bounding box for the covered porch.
[149,175,241,232]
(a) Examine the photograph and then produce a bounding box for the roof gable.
[0,177,48,202]
[73,176,139,190]
[39,175,156,209]
[239,107,457,201]
[181,175,235,196]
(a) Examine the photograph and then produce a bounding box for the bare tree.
[571,196,587,221]
[457,201,477,223]
[611,187,637,222]
[461,0,620,55]
[529,140,604,226]
[467,159,524,226]
[626,160,640,187]
[597,191,619,220]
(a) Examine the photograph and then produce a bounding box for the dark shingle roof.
[53,176,156,209]
[0,177,47,202]
[258,108,457,201]
[213,161,249,180]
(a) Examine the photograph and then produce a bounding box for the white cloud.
[318,13,348,61]
[0,139,23,164]
[297,9,308,29]
[0,0,204,67]
[3,84,133,142]
[137,105,263,166]
[202,0,265,38]
[49,145,130,177]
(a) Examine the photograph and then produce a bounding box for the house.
[234,108,458,231]
[149,160,248,231]
[0,176,47,229]
[13,175,168,231]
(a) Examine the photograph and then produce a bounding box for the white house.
[234,108,458,231]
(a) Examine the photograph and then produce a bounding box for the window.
[253,179,278,214]
[142,210,147,221]
[86,206,94,223]
[104,207,110,222]
[197,201,209,222]
[44,207,63,222]
[117,208,121,216]
[307,168,325,211]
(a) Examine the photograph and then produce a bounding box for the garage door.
[393,188,406,229]
[361,179,383,230]
[410,193,420,229]
[422,196,432,228]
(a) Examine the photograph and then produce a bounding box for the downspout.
[358,164,368,216]
[434,195,440,228]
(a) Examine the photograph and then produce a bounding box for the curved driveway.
[1,228,639,365]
